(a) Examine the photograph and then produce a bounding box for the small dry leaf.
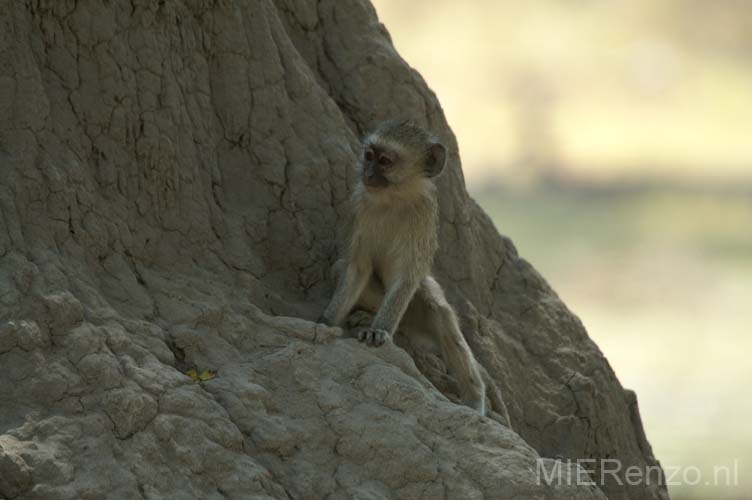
[185,368,217,383]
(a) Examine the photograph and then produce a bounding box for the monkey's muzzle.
[363,165,390,189]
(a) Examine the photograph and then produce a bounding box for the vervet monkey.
[321,120,486,414]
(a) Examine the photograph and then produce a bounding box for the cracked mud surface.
[0,1,667,499]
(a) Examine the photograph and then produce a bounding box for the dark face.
[361,144,397,189]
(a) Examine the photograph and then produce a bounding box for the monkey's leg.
[321,259,372,326]
[411,277,486,415]
[360,276,419,347]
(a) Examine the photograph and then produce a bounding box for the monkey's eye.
[364,149,375,161]
[378,155,393,166]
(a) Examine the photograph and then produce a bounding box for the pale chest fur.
[349,182,439,282]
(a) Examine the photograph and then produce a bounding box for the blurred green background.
[372,1,752,499]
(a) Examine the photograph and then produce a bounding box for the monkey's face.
[360,141,446,191]
[361,144,398,190]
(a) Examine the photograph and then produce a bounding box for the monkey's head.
[360,121,447,191]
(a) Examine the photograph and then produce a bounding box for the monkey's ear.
[425,142,447,177]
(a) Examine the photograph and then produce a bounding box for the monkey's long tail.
[480,365,513,430]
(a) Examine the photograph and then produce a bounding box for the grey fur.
[322,122,486,414]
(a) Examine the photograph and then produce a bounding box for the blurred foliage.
[374,0,752,182]
[473,183,752,500]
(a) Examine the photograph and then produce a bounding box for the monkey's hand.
[318,306,337,326]
[357,327,390,347]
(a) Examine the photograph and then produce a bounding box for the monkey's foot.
[357,327,390,347]
[346,310,373,329]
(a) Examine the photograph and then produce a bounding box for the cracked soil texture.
[0,1,668,499]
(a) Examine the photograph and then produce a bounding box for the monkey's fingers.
[357,328,368,343]
[358,328,390,347]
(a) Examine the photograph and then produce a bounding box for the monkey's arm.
[321,259,372,326]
